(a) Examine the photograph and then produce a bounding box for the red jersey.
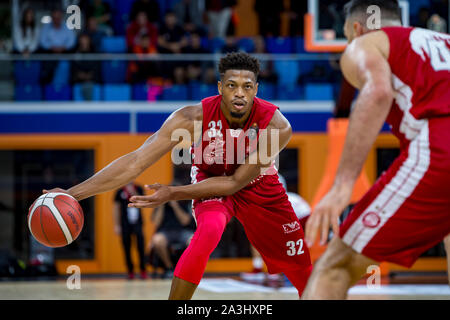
[191,95,278,177]
[382,27,450,147]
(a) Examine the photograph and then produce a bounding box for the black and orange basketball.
[28,193,84,248]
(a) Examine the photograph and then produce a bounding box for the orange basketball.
[28,192,84,248]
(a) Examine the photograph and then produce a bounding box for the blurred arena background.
[0,0,449,299]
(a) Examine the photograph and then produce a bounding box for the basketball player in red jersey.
[302,0,450,299]
[44,52,312,299]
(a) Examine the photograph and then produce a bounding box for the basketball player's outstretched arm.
[305,31,394,247]
[44,105,202,201]
[128,110,292,208]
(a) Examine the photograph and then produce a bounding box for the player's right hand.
[43,188,70,195]
[305,183,352,247]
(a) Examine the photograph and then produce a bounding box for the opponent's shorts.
[340,118,450,267]
[191,168,312,274]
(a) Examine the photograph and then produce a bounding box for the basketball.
[28,192,84,248]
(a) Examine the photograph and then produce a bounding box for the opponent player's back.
[381,27,450,142]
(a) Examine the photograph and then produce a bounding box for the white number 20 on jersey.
[286,239,305,256]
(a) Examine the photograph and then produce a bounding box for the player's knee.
[316,238,374,280]
[152,233,168,249]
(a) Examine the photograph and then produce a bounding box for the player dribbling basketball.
[44,52,312,300]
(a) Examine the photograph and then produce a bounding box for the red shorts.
[340,118,450,267]
[191,168,312,274]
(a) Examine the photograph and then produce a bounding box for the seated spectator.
[130,0,160,25]
[13,7,40,55]
[220,36,238,53]
[173,0,208,36]
[157,11,188,83]
[39,8,76,53]
[85,16,106,52]
[71,34,101,100]
[182,32,214,83]
[126,11,158,52]
[157,11,188,54]
[127,32,160,84]
[205,0,236,38]
[253,36,277,83]
[86,0,114,36]
[149,192,194,279]
[254,0,282,37]
[39,8,76,84]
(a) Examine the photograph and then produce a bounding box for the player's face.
[218,70,258,119]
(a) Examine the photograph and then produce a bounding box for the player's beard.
[230,110,246,118]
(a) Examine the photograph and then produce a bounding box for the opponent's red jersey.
[191,95,278,177]
[382,27,450,147]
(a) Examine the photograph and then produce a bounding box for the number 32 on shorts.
[286,239,305,256]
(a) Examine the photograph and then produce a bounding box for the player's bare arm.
[128,109,292,208]
[305,31,394,247]
[44,105,202,201]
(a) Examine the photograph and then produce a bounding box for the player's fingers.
[320,213,330,246]
[42,189,49,194]
[331,212,340,238]
[305,212,321,247]
[145,183,161,190]
[129,195,152,202]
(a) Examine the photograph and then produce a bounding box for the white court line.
[199,278,450,296]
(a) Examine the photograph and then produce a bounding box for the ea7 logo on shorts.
[282,221,300,234]
[362,211,381,228]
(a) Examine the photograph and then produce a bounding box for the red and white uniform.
[190,95,311,274]
[340,27,450,267]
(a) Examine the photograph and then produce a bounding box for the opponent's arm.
[305,32,394,247]
[129,110,292,208]
[45,105,201,201]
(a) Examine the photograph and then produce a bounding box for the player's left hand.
[304,183,352,247]
[128,183,172,208]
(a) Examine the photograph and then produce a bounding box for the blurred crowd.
[1,0,448,102]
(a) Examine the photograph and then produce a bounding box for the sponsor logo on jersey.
[282,221,300,234]
[362,211,381,228]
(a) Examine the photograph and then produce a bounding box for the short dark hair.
[218,52,260,80]
[344,0,401,20]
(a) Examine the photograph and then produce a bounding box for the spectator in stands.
[126,11,158,52]
[86,0,114,36]
[85,16,106,52]
[71,34,101,100]
[127,32,160,84]
[280,0,307,37]
[173,0,208,36]
[149,185,194,279]
[182,32,214,83]
[254,0,283,37]
[427,13,447,33]
[220,36,238,53]
[158,11,188,83]
[205,0,235,38]
[13,8,40,55]
[416,7,431,29]
[39,8,76,85]
[39,8,76,53]
[130,0,160,25]
[253,36,277,83]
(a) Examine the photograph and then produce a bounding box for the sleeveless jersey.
[191,95,278,177]
[381,27,450,147]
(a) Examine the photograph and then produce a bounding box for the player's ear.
[217,81,222,95]
[255,82,259,96]
[353,21,364,37]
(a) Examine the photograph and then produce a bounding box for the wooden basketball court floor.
[1,276,449,300]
